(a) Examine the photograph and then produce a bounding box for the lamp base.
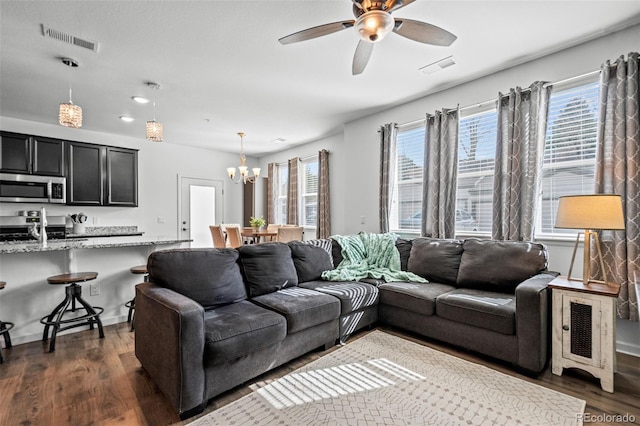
[566,230,612,287]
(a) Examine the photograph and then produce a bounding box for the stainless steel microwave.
[0,173,66,204]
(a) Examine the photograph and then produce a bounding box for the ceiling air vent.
[419,55,456,75]
[41,24,99,52]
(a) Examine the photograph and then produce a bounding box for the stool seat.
[41,272,104,352]
[129,265,148,275]
[47,272,98,285]
[0,281,13,363]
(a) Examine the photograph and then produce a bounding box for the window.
[301,157,319,227]
[390,79,599,239]
[275,163,288,224]
[457,110,497,233]
[391,125,425,233]
[538,81,599,237]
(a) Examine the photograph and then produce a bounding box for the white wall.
[0,116,249,230]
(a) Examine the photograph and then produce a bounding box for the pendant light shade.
[145,82,163,142]
[146,120,163,142]
[59,58,83,128]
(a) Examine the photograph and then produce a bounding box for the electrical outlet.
[90,282,100,296]
[157,216,166,224]
[360,216,366,225]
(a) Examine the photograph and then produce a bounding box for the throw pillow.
[456,239,548,292]
[395,238,413,271]
[289,241,334,282]
[408,237,464,285]
[147,248,247,310]
[238,242,299,297]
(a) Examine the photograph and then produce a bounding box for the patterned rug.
[188,330,585,425]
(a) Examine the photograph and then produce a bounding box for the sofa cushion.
[300,239,334,267]
[203,300,286,365]
[238,242,298,297]
[147,248,246,310]
[289,241,334,283]
[251,287,340,333]
[456,239,548,293]
[299,280,379,315]
[436,289,516,335]
[378,281,456,316]
[408,237,463,285]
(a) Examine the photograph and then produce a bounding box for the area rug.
[188,330,585,425]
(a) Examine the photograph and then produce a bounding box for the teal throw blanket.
[321,233,427,283]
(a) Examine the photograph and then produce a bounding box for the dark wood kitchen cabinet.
[106,147,138,207]
[0,131,64,176]
[67,142,138,207]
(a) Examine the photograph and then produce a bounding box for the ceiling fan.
[278,0,457,75]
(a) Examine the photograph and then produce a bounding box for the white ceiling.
[1,1,639,156]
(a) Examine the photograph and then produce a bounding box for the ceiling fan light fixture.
[355,10,394,43]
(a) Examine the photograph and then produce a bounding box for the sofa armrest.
[515,271,559,373]
[135,282,206,416]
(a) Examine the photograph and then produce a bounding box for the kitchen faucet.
[30,206,48,247]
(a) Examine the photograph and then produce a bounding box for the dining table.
[240,229,278,244]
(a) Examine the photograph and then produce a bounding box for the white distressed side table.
[549,276,620,392]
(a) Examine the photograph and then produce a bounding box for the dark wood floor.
[1,322,639,426]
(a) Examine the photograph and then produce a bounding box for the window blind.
[301,158,319,227]
[392,125,425,232]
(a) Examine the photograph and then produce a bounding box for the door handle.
[562,325,569,331]
[182,227,189,231]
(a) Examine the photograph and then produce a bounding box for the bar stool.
[0,281,14,363]
[40,272,104,352]
[125,265,148,331]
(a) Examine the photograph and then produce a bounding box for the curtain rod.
[399,68,602,126]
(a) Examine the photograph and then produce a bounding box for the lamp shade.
[555,194,625,230]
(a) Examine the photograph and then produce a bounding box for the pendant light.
[145,82,163,142]
[58,58,83,128]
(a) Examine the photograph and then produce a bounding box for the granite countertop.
[65,225,144,239]
[0,236,192,254]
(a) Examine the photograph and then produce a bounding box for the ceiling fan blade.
[393,18,457,46]
[279,20,355,45]
[386,0,416,13]
[352,40,374,75]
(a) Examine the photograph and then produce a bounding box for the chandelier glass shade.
[355,10,394,43]
[228,132,260,184]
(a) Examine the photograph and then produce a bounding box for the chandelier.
[145,82,163,142]
[227,132,260,184]
[58,58,83,128]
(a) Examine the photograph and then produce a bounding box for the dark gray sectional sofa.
[135,236,557,418]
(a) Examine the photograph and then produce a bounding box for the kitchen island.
[0,235,191,346]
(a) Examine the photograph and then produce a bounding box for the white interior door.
[179,177,224,248]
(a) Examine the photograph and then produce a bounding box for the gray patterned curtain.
[492,81,551,241]
[595,52,640,321]
[287,157,300,225]
[317,149,331,239]
[379,123,398,233]
[266,163,276,224]
[422,108,459,238]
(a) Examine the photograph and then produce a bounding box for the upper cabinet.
[66,142,138,207]
[106,147,138,207]
[0,131,64,176]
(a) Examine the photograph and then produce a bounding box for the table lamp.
[555,194,625,286]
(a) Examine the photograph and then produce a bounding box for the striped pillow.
[302,238,334,267]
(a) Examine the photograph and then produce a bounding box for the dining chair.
[225,226,243,248]
[277,226,303,243]
[266,223,280,241]
[209,225,226,248]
